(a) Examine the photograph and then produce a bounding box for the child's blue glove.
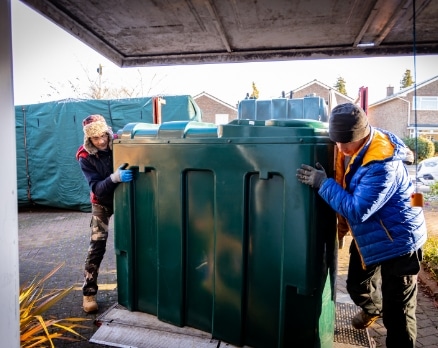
[119,169,133,182]
[111,163,133,183]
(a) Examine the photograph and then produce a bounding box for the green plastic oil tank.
[238,95,328,122]
[113,119,337,348]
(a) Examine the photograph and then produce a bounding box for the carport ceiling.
[21,0,438,67]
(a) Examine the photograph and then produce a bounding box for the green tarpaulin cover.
[15,96,202,211]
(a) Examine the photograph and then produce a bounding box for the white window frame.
[215,114,229,125]
[413,96,438,110]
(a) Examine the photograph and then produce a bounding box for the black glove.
[296,162,327,189]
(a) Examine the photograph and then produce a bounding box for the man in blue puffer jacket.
[297,103,427,348]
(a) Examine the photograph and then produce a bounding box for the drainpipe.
[396,97,411,137]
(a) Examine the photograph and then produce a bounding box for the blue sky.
[11,0,438,107]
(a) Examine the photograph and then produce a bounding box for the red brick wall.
[406,80,438,124]
[368,79,438,140]
[194,95,237,124]
[292,84,352,105]
[368,99,410,138]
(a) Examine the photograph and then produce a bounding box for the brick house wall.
[405,80,438,125]
[193,77,437,140]
[368,77,438,140]
[292,81,353,106]
[193,93,237,124]
[367,98,410,138]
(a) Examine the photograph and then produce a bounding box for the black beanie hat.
[329,103,371,143]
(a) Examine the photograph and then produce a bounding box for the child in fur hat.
[76,114,133,313]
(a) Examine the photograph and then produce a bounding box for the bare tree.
[43,63,168,100]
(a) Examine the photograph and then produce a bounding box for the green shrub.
[403,137,435,162]
[434,140,438,155]
[429,182,438,195]
[422,236,438,282]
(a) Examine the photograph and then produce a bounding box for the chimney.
[386,85,394,96]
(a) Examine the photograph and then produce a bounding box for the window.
[413,96,438,110]
[215,114,229,125]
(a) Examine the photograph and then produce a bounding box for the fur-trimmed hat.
[329,103,371,143]
[82,114,113,154]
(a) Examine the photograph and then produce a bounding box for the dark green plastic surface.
[15,95,201,211]
[113,120,337,348]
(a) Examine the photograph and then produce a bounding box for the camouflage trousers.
[82,203,113,296]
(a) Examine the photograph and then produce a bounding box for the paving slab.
[18,206,438,347]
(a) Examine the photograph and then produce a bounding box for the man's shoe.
[352,310,379,330]
[83,295,98,313]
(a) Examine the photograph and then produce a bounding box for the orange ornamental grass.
[19,262,90,347]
